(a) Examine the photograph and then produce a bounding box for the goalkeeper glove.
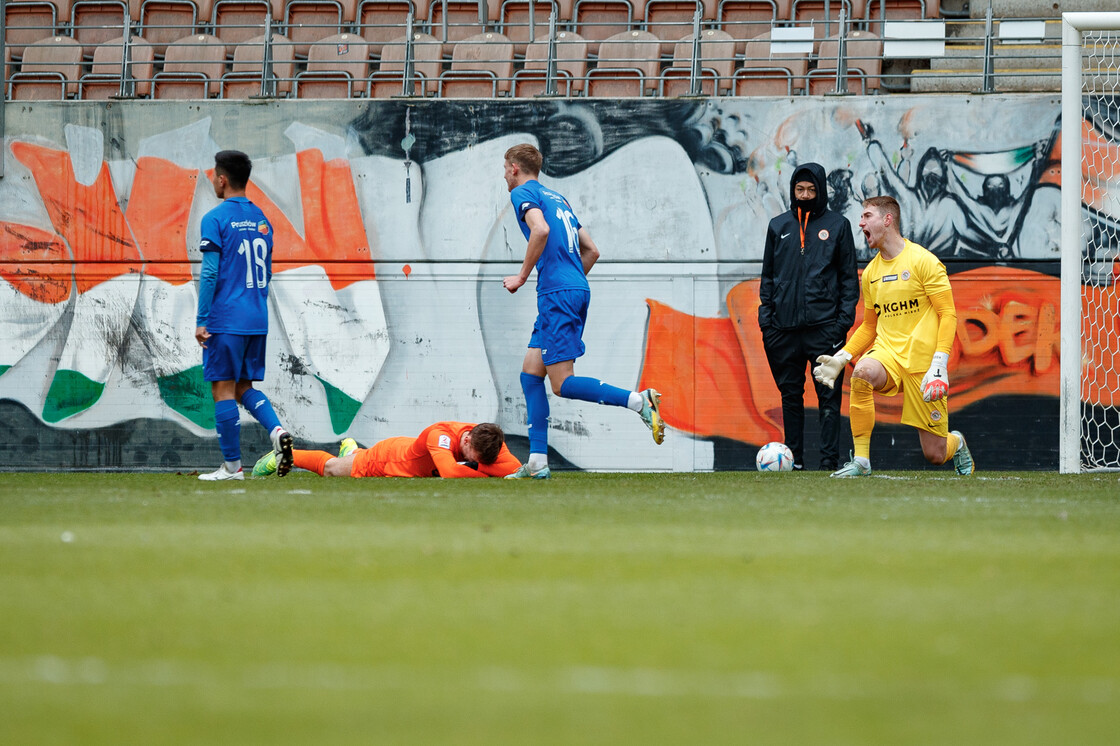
[813,350,852,390]
[921,351,950,402]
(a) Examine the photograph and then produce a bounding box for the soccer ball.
[756,442,795,472]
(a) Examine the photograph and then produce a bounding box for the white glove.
[921,351,950,402]
[813,350,852,390]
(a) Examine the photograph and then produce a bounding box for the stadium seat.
[586,28,661,97]
[5,0,69,58]
[427,0,501,50]
[644,0,716,55]
[790,0,863,40]
[137,0,213,55]
[438,31,513,97]
[716,0,785,53]
[571,0,638,54]
[513,29,587,96]
[807,28,881,93]
[70,1,131,58]
[220,33,295,96]
[864,0,938,35]
[286,0,357,57]
[295,31,369,97]
[357,0,425,57]
[660,27,734,95]
[211,0,285,48]
[8,34,82,98]
[151,32,227,98]
[79,34,156,97]
[369,31,443,96]
[733,29,808,94]
[499,0,558,56]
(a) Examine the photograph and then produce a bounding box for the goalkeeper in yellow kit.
[812,196,975,477]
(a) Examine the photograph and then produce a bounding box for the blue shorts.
[529,288,589,366]
[203,333,267,382]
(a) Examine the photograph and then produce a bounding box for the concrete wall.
[0,95,1107,471]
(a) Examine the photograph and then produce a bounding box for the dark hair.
[470,423,505,465]
[504,143,542,176]
[214,150,252,190]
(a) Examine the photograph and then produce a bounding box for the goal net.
[1061,13,1120,472]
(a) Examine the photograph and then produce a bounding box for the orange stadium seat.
[8,34,83,98]
[70,1,131,58]
[864,0,939,35]
[791,0,863,40]
[513,30,587,96]
[586,28,661,97]
[135,0,213,55]
[498,0,558,56]
[427,0,501,49]
[438,31,514,97]
[286,0,357,57]
[211,0,285,47]
[660,27,734,96]
[220,33,295,96]
[79,34,156,97]
[357,0,426,57]
[5,0,69,58]
[369,31,443,96]
[733,29,808,94]
[570,0,638,54]
[295,31,369,96]
[716,0,784,52]
[151,32,226,98]
[807,28,881,93]
[644,0,716,55]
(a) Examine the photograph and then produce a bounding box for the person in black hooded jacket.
[757,163,860,471]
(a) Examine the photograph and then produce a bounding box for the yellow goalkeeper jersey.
[862,239,952,373]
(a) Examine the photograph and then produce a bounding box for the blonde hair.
[863,195,903,234]
[504,144,542,176]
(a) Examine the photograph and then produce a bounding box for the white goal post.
[1061,12,1120,473]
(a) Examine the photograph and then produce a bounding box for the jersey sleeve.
[199,210,222,253]
[478,445,522,478]
[425,425,489,478]
[510,184,540,222]
[919,251,952,297]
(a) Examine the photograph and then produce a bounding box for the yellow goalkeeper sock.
[943,431,961,464]
[849,376,876,461]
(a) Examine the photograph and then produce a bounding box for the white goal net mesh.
[1078,28,1120,471]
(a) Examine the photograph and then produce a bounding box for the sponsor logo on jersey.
[873,298,921,315]
[258,222,269,235]
[869,277,880,284]
[883,274,899,283]
[901,270,910,281]
[438,434,452,450]
[230,220,258,229]
[818,229,829,240]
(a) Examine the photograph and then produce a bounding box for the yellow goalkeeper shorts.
[864,347,950,437]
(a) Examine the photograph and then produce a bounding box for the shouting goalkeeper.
[812,196,975,477]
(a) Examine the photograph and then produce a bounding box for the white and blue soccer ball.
[756,441,795,472]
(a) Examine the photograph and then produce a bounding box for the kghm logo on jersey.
[873,298,921,316]
[258,222,269,235]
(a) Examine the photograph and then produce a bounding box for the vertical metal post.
[403,12,416,96]
[833,9,848,94]
[824,0,831,38]
[119,13,133,97]
[528,0,535,45]
[479,0,488,26]
[440,0,448,43]
[687,5,702,96]
[544,7,558,95]
[981,0,994,92]
[260,13,275,97]
[1,0,6,178]
[1059,15,1084,472]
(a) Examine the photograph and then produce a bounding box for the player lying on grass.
[812,196,974,478]
[252,422,522,478]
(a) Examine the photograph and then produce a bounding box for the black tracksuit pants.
[761,325,844,470]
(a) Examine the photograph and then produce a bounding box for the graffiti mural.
[0,95,1113,471]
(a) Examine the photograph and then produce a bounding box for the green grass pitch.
[1,471,1118,745]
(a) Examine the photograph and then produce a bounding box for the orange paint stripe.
[125,156,196,285]
[11,142,141,293]
[296,149,375,290]
[0,222,72,304]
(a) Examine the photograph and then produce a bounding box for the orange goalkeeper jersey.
[351,422,522,478]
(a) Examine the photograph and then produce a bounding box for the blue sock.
[240,388,282,433]
[214,399,242,463]
[521,372,549,455]
[559,376,631,408]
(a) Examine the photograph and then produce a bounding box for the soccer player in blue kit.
[195,150,294,481]
[501,143,663,479]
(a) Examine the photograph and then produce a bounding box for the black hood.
[789,163,829,216]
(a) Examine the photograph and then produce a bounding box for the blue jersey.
[510,180,589,296]
[199,197,273,334]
